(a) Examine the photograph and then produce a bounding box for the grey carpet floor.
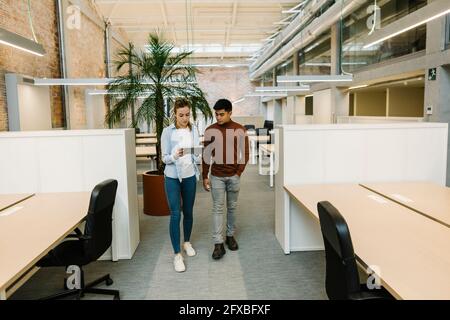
[10,164,327,300]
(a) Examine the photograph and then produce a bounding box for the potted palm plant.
[106,33,213,216]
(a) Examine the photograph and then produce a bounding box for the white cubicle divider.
[0,129,139,261]
[275,123,448,254]
[336,116,425,124]
[294,115,313,124]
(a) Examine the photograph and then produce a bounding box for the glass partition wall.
[298,31,332,75]
[446,13,450,50]
[341,0,427,74]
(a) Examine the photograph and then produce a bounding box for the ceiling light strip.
[277,75,353,83]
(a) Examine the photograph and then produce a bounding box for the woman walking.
[161,98,201,272]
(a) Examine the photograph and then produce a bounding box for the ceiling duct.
[250,0,367,80]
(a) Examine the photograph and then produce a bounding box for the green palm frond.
[107,32,211,173]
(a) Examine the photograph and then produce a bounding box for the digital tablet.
[183,146,203,155]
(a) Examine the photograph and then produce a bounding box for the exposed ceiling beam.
[95,0,299,4]
[171,25,178,44]
[159,0,169,29]
[107,1,119,20]
[117,26,274,31]
[231,1,238,26]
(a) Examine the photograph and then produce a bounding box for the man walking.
[202,99,249,260]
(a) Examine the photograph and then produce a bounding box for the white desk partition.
[275,123,448,254]
[0,129,139,261]
[336,116,425,124]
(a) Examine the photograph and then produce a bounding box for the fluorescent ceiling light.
[233,98,246,104]
[304,62,332,67]
[176,63,249,68]
[302,62,367,67]
[88,90,151,98]
[245,93,287,98]
[87,90,126,96]
[0,27,45,57]
[255,86,310,92]
[282,1,306,14]
[348,84,369,90]
[277,75,353,83]
[87,89,179,99]
[34,78,197,86]
[34,78,112,86]
[88,90,111,95]
[363,1,450,49]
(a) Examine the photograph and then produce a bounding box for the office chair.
[263,120,274,131]
[244,124,255,130]
[317,201,394,300]
[37,179,120,300]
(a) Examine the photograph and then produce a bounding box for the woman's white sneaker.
[183,242,196,257]
[174,254,186,272]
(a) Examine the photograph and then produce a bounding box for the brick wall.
[0,0,123,131]
[64,0,106,129]
[196,67,260,116]
[0,0,257,131]
[64,0,130,129]
[0,0,62,131]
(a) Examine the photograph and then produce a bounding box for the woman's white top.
[171,128,196,179]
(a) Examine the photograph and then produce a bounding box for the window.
[341,0,427,73]
[305,96,313,115]
[276,57,294,77]
[446,14,450,50]
[262,71,273,87]
[298,31,331,76]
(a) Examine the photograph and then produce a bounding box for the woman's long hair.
[173,98,192,131]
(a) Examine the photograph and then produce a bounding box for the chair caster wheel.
[106,278,114,286]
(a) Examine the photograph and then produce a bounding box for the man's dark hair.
[213,99,233,112]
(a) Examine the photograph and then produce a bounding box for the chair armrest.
[348,293,392,300]
[348,286,395,300]
[65,234,91,241]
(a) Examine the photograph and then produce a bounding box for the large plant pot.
[143,171,170,216]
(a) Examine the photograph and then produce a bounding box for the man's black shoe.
[212,243,226,260]
[226,236,239,251]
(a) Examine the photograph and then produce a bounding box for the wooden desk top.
[246,130,256,136]
[0,194,34,212]
[284,184,450,300]
[361,182,450,228]
[136,133,156,138]
[259,144,275,153]
[249,135,270,142]
[0,192,90,295]
[136,146,156,157]
[136,138,157,145]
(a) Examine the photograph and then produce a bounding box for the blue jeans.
[164,175,197,254]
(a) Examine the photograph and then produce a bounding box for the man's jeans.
[210,174,241,244]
